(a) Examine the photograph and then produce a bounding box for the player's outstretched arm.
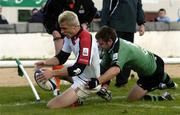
[87,66,120,89]
[98,66,120,84]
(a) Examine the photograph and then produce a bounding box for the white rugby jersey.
[62,29,100,81]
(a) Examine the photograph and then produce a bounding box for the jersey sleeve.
[111,52,121,67]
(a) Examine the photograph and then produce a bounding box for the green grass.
[1,78,180,115]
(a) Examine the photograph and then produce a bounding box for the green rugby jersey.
[100,38,157,76]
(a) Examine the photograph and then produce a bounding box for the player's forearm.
[98,66,120,84]
[45,57,60,66]
[52,67,69,78]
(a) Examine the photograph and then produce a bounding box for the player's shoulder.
[79,30,92,41]
[80,29,91,36]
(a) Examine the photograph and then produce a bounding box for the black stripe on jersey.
[108,37,120,54]
[109,38,120,66]
[67,63,86,76]
[112,38,120,54]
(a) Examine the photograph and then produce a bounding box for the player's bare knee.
[47,101,56,109]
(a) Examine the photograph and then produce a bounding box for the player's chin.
[65,34,72,38]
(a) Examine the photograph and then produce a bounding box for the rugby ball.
[34,69,56,91]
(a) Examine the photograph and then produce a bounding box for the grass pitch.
[1,78,180,115]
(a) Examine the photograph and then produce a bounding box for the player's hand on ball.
[34,70,45,82]
[41,68,54,80]
[35,69,53,82]
[87,78,99,89]
[34,69,57,91]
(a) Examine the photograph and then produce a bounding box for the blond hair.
[58,11,80,26]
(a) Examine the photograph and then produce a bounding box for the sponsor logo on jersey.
[73,68,81,75]
[113,53,118,61]
[82,48,89,56]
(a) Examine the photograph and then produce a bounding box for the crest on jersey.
[113,53,118,61]
[82,48,89,56]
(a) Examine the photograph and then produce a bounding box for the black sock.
[142,95,164,101]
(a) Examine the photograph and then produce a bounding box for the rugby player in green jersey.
[87,26,177,101]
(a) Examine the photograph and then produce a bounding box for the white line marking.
[0,93,180,109]
[0,100,46,107]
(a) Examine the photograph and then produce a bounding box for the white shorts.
[71,77,101,99]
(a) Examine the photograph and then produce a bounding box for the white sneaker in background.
[162,92,174,100]
[159,82,178,90]
[97,88,112,101]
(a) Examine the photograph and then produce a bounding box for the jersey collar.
[71,27,83,44]
[108,37,120,53]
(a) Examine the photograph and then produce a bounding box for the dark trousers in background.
[115,31,134,87]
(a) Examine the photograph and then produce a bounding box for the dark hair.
[32,8,38,12]
[95,26,117,42]
[159,8,166,13]
[31,8,38,14]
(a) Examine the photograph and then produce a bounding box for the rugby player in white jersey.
[35,11,100,109]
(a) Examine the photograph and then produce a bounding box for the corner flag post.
[15,59,40,102]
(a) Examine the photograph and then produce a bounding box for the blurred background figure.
[155,8,171,23]
[28,8,43,23]
[177,17,180,22]
[0,7,9,24]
